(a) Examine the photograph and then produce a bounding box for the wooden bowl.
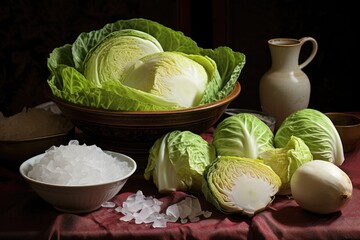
[47,82,241,170]
[0,102,74,169]
[325,112,360,153]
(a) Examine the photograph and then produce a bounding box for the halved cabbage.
[202,156,281,216]
[83,29,163,85]
[121,52,220,107]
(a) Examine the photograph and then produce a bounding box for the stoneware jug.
[259,37,318,129]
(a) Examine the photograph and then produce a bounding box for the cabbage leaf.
[258,135,313,195]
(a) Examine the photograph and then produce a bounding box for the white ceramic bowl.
[19,151,137,213]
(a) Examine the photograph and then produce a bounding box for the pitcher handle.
[299,37,318,69]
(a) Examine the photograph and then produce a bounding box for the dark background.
[0,0,358,117]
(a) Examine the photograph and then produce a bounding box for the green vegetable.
[47,18,246,111]
[202,156,281,216]
[144,130,216,193]
[275,108,344,166]
[121,51,221,107]
[83,29,163,86]
[258,136,313,195]
[213,113,274,159]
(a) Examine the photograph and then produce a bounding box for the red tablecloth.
[1,142,360,240]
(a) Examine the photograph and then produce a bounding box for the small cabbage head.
[258,135,313,195]
[275,108,344,166]
[202,156,281,216]
[213,113,274,159]
[144,130,216,194]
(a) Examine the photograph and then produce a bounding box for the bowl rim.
[325,112,360,127]
[0,128,74,144]
[45,82,241,115]
[19,150,137,188]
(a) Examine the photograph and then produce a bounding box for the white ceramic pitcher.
[259,37,318,129]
